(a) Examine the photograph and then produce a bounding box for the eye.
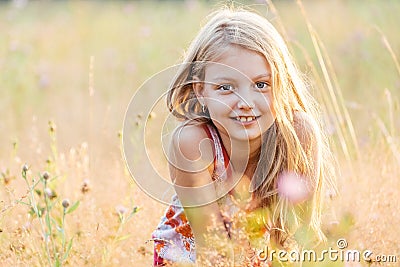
[217,84,234,91]
[255,81,270,90]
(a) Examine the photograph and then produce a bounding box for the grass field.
[0,0,399,266]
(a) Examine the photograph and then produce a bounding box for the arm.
[168,124,232,260]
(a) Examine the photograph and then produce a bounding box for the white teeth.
[236,116,256,122]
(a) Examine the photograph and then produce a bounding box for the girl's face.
[198,45,275,143]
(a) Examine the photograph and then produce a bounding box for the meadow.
[0,0,399,266]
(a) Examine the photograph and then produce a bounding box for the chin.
[232,131,262,142]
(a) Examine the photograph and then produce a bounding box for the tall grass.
[0,0,399,266]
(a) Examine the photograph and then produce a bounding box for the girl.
[152,7,334,266]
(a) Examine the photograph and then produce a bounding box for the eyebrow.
[208,77,235,83]
[209,73,271,82]
[251,73,271,80]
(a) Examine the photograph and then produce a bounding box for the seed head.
[42,171,50,181]
[62,199,70,209]
[2,176,11,185]
[1,169,13,185]
[48,121,56,133]
[81,179,90,193]
[22,164,29,173]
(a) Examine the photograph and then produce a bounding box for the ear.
[192,76,204,105]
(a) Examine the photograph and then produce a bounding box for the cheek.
[204,94,235,117]
[259,93,275,116]
[207,103,231,120]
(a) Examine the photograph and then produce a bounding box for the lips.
[236,116,256,122]
[232,115,260,123]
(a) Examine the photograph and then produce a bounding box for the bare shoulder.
[171,123,211,159]
[293,111,320,147]
[169,123,214,174]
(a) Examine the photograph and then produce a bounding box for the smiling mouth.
[233,116,259,122]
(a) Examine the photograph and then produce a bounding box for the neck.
[219,133,261,173]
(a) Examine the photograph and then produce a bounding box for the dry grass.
[0,0,399,266]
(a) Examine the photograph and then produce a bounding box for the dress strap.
[202,124,231,182]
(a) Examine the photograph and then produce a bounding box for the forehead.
[204,45,271,81]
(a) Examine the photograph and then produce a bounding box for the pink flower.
[115,205,128,215]
[277,171,311,204]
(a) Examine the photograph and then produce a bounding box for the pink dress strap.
[151,123,230,265]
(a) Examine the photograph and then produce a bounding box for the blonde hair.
[167,8,335,246]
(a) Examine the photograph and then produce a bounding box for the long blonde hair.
[167,7,335,246]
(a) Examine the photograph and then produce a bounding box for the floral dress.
[151,123,232,265]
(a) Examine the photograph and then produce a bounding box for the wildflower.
[115,205,128,215]
[277,171,311,204]
[42,171,50,181]
[81,179,90,193]
[44,187,56,199]
[62,199,70,209]
[22,164,29,173]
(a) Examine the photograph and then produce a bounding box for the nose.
[236,91,255,110]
